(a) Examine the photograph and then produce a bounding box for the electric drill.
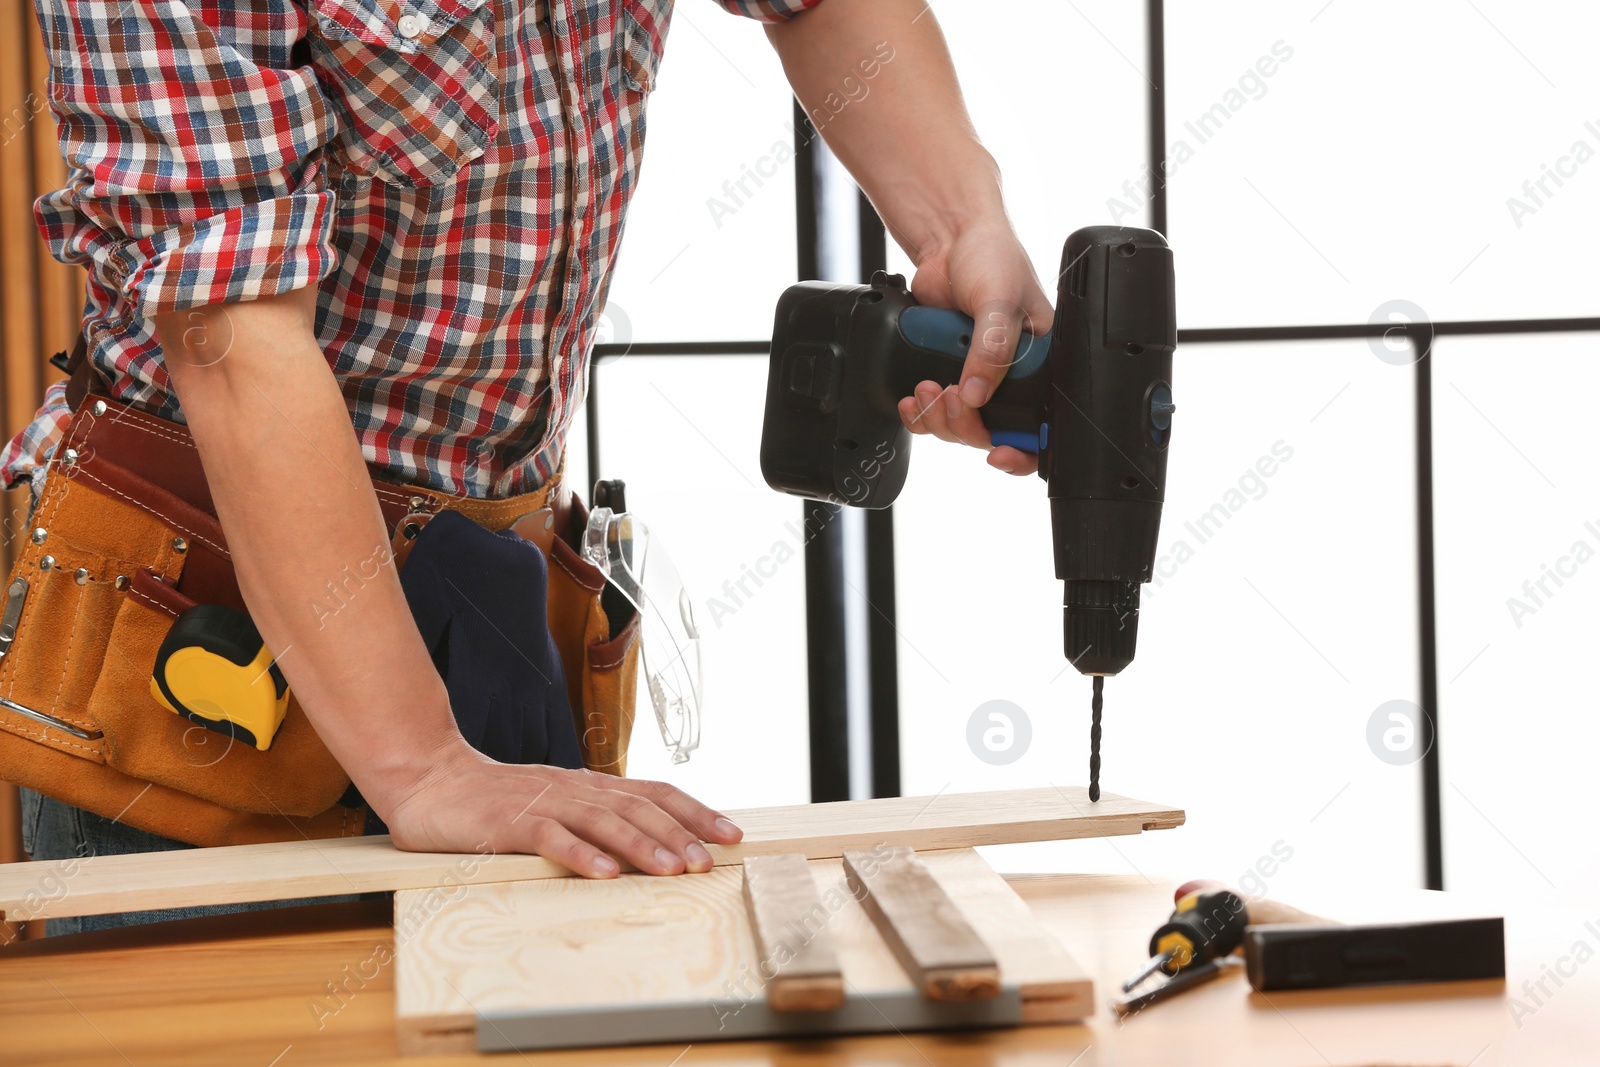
[759,225,1176,799]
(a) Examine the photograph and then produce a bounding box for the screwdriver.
[1121,886,1249,993]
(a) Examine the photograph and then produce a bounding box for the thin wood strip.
[27,0,77,376]
[1,0,44,582]
[1,7,67,947]
[741,854,844,1012]
[0,786,1183,921]
[0,0,42,442]
[916,849,1094,1022]
[843,847,999,1001]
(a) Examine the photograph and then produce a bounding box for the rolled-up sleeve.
[34,0,339,316]
[712,0,825,23]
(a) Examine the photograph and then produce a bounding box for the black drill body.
[1047,227,1176,676]
[759,226,1176,790]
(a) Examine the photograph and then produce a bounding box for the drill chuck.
[1064,578,1140,676]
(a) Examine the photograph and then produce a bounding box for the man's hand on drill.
[764,0,1054,479]
[896,214,1055,476]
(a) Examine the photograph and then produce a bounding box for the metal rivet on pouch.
[61,448,78,466]
[113,575,129,591]
[30,528,45,544]
[74,568,89,585]
[409,496,427,510]
[39,556,54,571]
[172,537,188,553]
[543,513,554,531]
[91,400,107,416]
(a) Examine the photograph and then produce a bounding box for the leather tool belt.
[0,351,640,847]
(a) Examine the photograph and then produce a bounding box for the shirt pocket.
[617,0,671,96]
[311,0,502,188]
[607,0,671,173]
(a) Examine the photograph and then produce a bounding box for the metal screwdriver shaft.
[1121,950,1176,993]
[1088,675,1104,802]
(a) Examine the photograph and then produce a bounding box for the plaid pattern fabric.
[4,0,823,498]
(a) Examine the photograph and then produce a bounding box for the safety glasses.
[580,507,701,764]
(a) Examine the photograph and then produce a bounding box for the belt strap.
[54,336,574,540]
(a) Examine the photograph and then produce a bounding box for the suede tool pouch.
[0,389,640,846]
[0,428,361,846]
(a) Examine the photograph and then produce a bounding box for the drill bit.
[1088,675,1104,802]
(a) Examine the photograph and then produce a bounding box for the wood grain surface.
[0,786,1183,921]
[741,853,845,1012]
[2,871,1583,1066]
[393,848,1092,1055]
[843,847,999,1001]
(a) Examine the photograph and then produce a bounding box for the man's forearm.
[768,0,1054,466]
[766,0,1005,263]
[156,290,458,819]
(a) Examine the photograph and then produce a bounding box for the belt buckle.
[392,495,445,569]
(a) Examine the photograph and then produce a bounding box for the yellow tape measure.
[151,605,288,751]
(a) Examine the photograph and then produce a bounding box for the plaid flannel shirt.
[4,0,822,497]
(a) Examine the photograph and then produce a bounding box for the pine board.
[394,848,1094,1055]
[0,787,1182,921]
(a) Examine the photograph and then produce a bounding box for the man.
[6,0,1052,887]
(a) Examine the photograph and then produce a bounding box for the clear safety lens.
[581,507,701,763]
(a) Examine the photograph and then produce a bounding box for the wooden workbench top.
[1,872,1592,1066]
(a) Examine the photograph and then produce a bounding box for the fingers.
[545,772,742,876]
[507,816,620,879]
[900,386,1039,476]
[541,796,689,876]
[615,792,716,872]
[987,445,1039,477]
[1023,285,1056,339]
[605,775,743,846]
[899,383,990,450]
[953,298,1029,418]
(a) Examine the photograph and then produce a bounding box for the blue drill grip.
[897,305,1051,453]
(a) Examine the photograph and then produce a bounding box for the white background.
[589,0,1599,912]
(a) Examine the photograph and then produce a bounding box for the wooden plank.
[0,782,22,947]
[741,854,844,1011]
[393,848,1091,1055]
[919,849,1094,1022]
[843,847,999,1001]
[0,786,1183,921]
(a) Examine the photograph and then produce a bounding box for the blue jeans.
[19,787,357,936]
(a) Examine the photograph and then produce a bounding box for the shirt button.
[396,13,423,38]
